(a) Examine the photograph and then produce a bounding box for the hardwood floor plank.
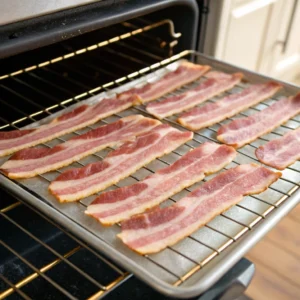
[247,239,300,287]
[245,261,300,300]
[289,203,300,223]
[245,203,300,299]
[266,216,300,258]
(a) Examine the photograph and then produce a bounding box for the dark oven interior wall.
[0,0,200,61]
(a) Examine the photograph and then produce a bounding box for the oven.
[0,1,299,299]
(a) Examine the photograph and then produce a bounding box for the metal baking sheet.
[1,50,299,298]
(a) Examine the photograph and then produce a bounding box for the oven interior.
[0,7,207,299]
[0,1,299,299]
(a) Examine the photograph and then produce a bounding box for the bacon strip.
[145,72,243,119]
[217,93,300,148]
[178,82,281,130]
[0,115,160,179]
[85,143,236,225]
[122,62,210,103]
[0,93,140,157]
[118,164,281,254]
[49,125,193,202]
[255,127,300,170]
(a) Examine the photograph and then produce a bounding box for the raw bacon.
[255,127,300,170]
[146,72,243,119]
[178,82,281,130]
[0,93,140,157]
[122,62,210,103]
[118,164,281,254]
[1,115,160,179]
[85,143,236,225]
[49,124,193,202]
[217,93,300,148]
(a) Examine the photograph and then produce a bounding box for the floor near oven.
[292,76,300,86]
[245,203,300,300]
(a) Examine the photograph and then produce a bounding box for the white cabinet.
[259,0,300,81]
[212,0,300,82]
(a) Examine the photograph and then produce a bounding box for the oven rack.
[0,195,132,300]
[0,18,180,81]
[0,49,299,298]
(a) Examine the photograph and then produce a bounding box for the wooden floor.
[292,76,300,86]
[245,203,300,300]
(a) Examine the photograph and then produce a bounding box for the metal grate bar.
[9,201,126,276]
[0,212,106,290]
[0,273,32,300]
[144,255,183,281]
[87,272,131,300]
[0,245,81,299]
[0,201,22,213]
[0,197,129,299]
[0,240,77,300]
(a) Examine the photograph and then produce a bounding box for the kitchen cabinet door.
[259,0,300,81]
[216,0,278,71]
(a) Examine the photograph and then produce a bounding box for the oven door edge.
[0,0,199,59]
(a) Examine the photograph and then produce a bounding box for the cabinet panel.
[273,0,300,80]
[210,0,300,82]
[258,0,300,81]
[221,0,277,71]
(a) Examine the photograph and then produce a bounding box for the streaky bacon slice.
[118,164,281,254]
[217,93,300,148]
[85,142,236,225]
[178,82,281,130]
[122,62,210,103]
[255,127,300,170]
[49,124,193,202]
[0,93,140,157]
[146,72,243,119]
[0,115,160,179]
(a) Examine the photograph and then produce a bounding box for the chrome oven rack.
[0,34,299,298]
